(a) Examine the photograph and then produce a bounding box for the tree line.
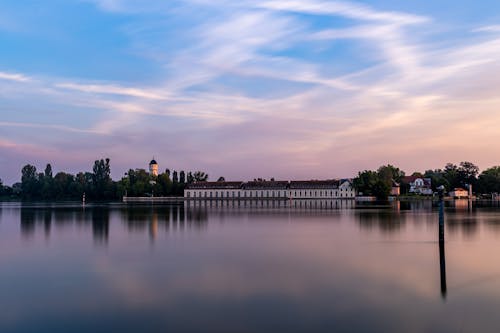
[0,158,212,201]
[353,162,500,200]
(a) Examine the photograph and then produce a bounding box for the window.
[187,191,191,197]
[210,191,213,198]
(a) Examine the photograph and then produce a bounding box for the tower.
[149,158,158,176]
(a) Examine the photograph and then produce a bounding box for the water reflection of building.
[185,199,355,211]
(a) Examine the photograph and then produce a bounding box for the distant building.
[391,180,400,196]
[149,159,158,177]
[184,179,355,200]
[449,188,468,199]
[402,176,432,195]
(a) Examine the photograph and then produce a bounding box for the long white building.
[184,180,355,199]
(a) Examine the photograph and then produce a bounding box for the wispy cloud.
[56,82,170,100]
[254,0,429,25]
[473,25,500,33]
[0,71,31,82]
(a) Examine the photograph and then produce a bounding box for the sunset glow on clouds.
[1,0,500,183]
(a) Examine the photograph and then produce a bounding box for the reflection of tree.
[445,212,478,238]
[44,209,52,238]
[20,206,36,238]
[356,210,406,233]
[119,204,208,234]
[92,207,109,244]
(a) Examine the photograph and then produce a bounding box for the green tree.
[193,171,208,182]
[44,164,53,178]
[458,161,479,187]
[92,158,113,200]
[353,170,378,196]
[179,171,186,184]
[444,163,460,189]
[21,164,40,199]
[172,171,178,183]
[372,180,391,200]
[424,169,448,191]
[477,166,500,194]
[40,163,54,199]
[187,172,194,184]
[377,164,405,184]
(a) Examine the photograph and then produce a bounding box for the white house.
[403,176,432,195]
[449,188,468,199]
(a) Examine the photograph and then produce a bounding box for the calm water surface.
[1,200,500,333]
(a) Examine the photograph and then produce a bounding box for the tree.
[40,163,54,199]
[21,164,40,199]
[377,164,405,184]
[353,166,399,200]
[424,169,448,191]
[372,180,391,200]
[217,176,225,182]
[179,171,186,184]
[477,166,500,194]
[92,158,112,200]
[353,170,378,196]
[172,171,178,183]
[458,161,479,187]
[44,164,53,178]
[187,172,194,184]
[444,163,460,189]
[193,171,208,182]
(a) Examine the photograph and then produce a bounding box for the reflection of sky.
[1,203,500,331]
[2,1,500,183]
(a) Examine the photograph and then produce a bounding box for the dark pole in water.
[438,185,447,299]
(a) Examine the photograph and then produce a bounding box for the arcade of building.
[184,180,355,200]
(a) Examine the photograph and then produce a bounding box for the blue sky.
[1,0,500,184]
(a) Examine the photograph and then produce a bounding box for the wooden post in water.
[438,185,447,299]
[468,184,473,212]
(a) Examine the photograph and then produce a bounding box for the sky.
[1,0,500,184]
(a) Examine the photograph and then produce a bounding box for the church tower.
[149,158,158,176]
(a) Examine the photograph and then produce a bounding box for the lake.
[1,200,500,333]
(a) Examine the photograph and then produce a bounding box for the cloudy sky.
[1,0,500,184]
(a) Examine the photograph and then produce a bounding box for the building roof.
[185,181,243,189]
[402,176,431,186]
[243,181,289,190]
[149,159,157,165]
[289,180,339,189]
